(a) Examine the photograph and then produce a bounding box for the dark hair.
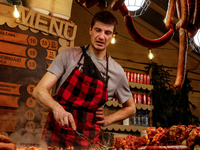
[90,11,118,32]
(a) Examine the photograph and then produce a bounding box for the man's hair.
[90,11,118,32]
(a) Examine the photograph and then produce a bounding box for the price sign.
[25,110,35,120]
[27,48,37,58]
[25,121,35,132]
[27,84,35,95]
[27,59,37,70]
[26,97,36,108]
[28,36,38,46]
[40,38,49,48]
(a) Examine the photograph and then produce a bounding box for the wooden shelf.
[101,124,148,132]
[105,100,154,111]
[128,82,153,90]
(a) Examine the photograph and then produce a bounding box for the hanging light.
[189,29,200,53]
[125,0,144,11]
[148,49,154,60]
[124,0,151,17]
[194,29,200,47]
[111,34,116,44]
[12,0,20,19]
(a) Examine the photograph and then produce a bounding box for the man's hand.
[95,107,108,127]
[52,103,76,130]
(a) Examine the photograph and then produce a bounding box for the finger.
[96,120,105,125]
[60,118,65,127]
[95,114,104,119]
[95,111,104,115]
[96,107,103,111]
[68,114,76,130]
[63,117,69,128]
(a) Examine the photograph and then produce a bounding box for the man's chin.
[94,45,105,51]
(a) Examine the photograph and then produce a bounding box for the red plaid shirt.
[41,46,108,149]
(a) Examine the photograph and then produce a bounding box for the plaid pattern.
[42,55,108,149]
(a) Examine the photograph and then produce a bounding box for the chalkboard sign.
[0,23,59,135]
[0,4,77,146]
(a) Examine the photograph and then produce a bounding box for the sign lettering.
[0,29,28,45]
[0,82,21,95]
[17,5,77,40]
[46,49,57,60]
[0,53,27,68]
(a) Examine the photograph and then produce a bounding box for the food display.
[111,125,200,150]
[0,134,16,150]
[1,125,200,150]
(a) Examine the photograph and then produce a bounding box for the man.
[32,10,136,149]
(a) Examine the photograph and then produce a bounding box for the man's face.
[89,21,114,51]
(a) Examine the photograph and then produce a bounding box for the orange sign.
[26,97,36,108]
[0,29,29,45]
[25,110,35,121]
[25,121,35,132]
[27,59,37,70]
[48,39,58,50]
[27,84,35,95]
[0,41,27,57]
[40,122,46,133]
[0,109,18,132]
[0,81,21,95]
[40,112,49,123]
[0,120,18,132]
[28,36,38,46]
[0,53,27,68]
[0,95,20,108]
[27,48,37,58]
[46,49,57,60]
[40,38,49,48]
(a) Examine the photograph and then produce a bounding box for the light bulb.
[13,5,20,18]
[125,0,145,11]
[163,17,166,24]
[111,34,116,44]
[194,29,200,47]
[148,49,154,60]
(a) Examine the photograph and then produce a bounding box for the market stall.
[0,0,200,150]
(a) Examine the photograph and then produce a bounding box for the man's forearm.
[32,86,58,111]
[105,106,135,125]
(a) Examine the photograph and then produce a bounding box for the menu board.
[0,23,59,135]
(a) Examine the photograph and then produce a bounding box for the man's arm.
[95,96,136,126]
[32,71,76,130]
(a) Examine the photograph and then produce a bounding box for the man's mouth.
[96,41,104,45]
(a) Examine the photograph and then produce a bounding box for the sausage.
[0,135,13,143]
[0,143,16,150]
[188,0,196,22]
[111,0,125,11]
[118,3,129,16]
[85,0,99,8]
[165,0,176,30]
[174,28,188,91]
[195,0,200,29]
[184,0,197,38]
[176,0,190,31]
[96,0,107,9]
[124,14,175,48]
[176,0,181,20]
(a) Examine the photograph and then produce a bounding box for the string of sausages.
[77,0,200,91]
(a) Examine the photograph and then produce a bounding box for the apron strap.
[80,45,109,87]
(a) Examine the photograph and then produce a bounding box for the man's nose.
[99,32,105,39]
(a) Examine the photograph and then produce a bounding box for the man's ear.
[89,26,92,35]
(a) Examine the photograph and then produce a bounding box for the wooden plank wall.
[70,1,200,123]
